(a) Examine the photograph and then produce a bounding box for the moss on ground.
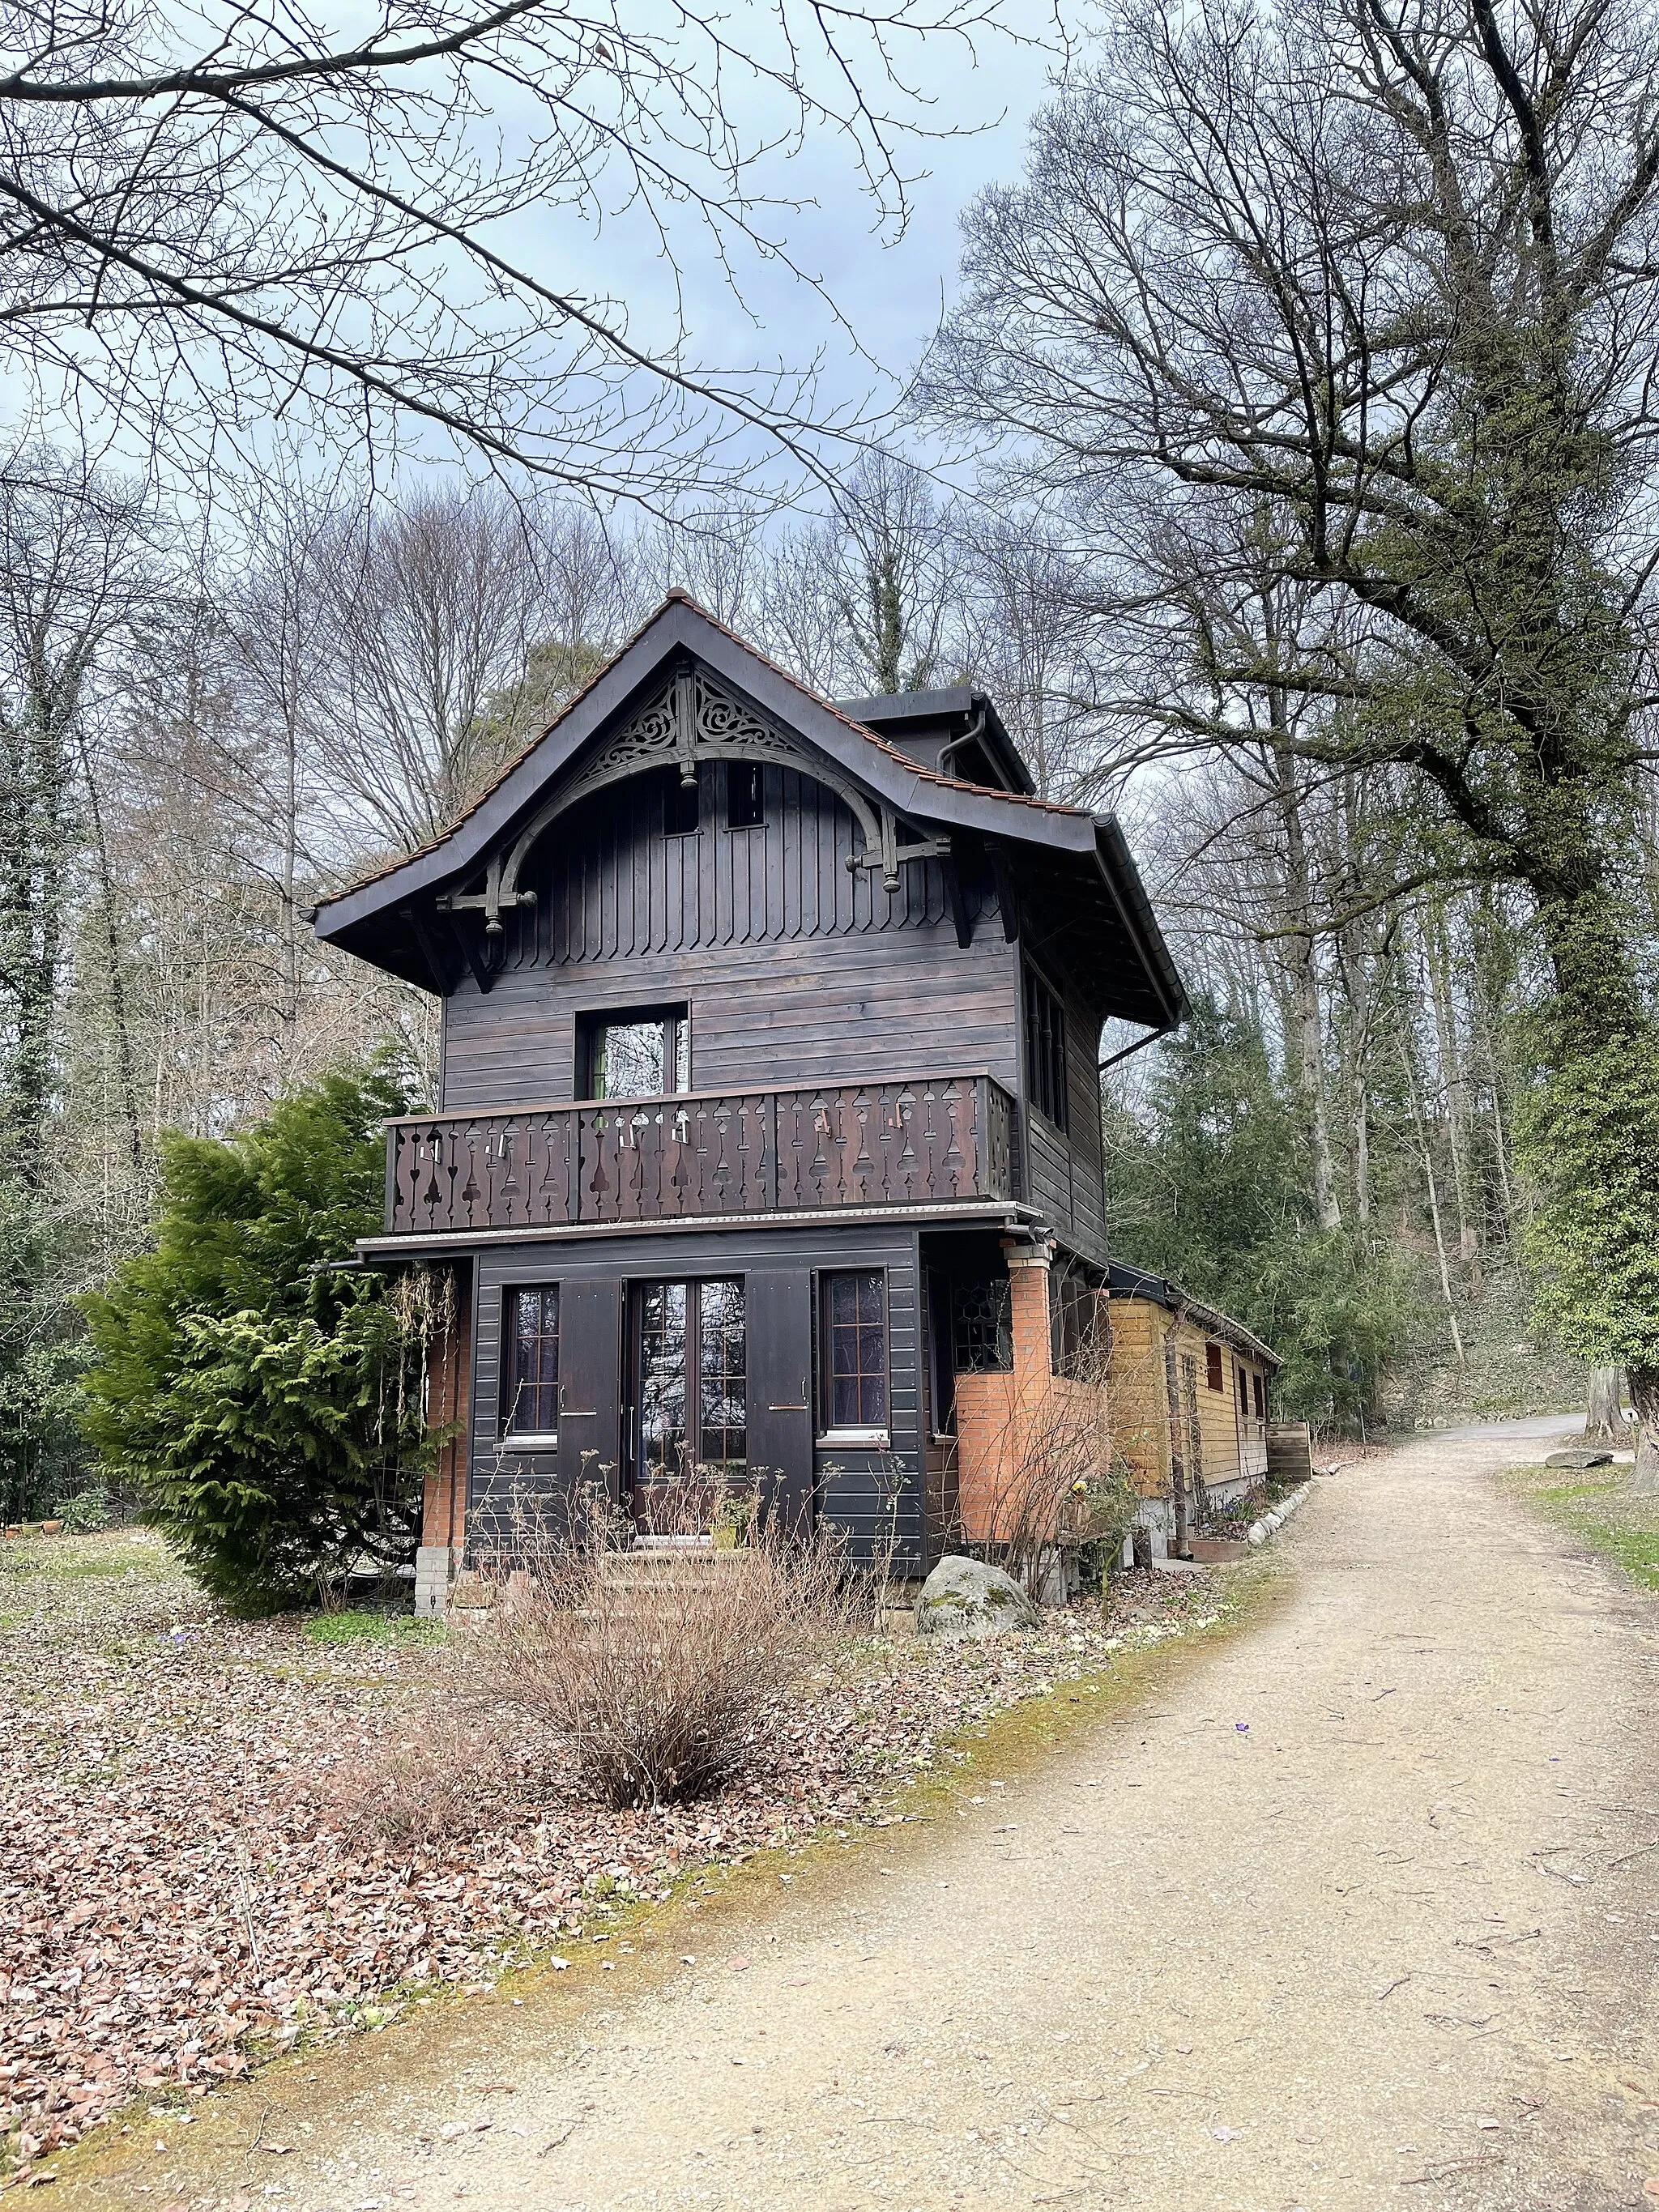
[1507,1465,1659,1593]
[301,1607,446,1647]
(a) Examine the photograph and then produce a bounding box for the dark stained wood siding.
[466,1219,926,1566]
[1012,952,1108,1268]
[1064,982,1107,1259]
[439,765,1020,1108]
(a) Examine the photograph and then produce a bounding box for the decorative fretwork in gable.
[547,666,813,823]
[434,660,955,970]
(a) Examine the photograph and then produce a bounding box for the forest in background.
[0,442,1605,1522]
[9,0,1659,1520]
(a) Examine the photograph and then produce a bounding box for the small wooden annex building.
[310,594,1195,1607]
[1105,1263,1281,1558]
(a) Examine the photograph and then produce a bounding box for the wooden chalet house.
[312,595,1187,1611]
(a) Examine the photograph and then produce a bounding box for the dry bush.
[469,1486,854,1809]
[324,1704,514,1849]
[978,1333,1136,1594]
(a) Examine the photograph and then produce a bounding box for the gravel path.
[64,1421,1659,2210]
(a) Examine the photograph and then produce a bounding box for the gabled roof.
[1107,1263,1282,1369]
[313,593,1186,1030]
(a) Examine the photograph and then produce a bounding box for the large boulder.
[915,1555,1040,1640]
[1546,1448,1614,1469]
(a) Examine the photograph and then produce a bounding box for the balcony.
[384,1073,1017,1237]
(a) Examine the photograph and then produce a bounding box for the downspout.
[937,704,989,782]
[1098,1022,1175,1078]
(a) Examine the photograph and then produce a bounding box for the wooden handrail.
[383,1072,1017,1235]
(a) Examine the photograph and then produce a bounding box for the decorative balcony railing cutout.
[385,1075,1016,1235]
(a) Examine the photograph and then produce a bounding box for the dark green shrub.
[79,1062,432,1613]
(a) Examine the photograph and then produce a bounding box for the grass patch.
[1508,1465,1659,1592]
[301,1608,446,1648]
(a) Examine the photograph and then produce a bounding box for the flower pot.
[40,1519,64,1536]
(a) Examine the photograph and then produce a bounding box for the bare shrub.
[325,1705,513,1850]
[975,1332,1136,1595]
[469,1485,853,1810]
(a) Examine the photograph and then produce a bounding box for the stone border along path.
[1248,1475,1312,1545]
[53,1417,1659,2212]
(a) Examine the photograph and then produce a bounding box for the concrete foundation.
[414,1545,460,1617]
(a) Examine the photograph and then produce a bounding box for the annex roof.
[313,592,1185,1030]
[1107,1262,1282,1370]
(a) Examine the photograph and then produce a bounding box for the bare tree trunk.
[1269,734,1341,1231]
[1424,901,1478,1289]
[1338,920,1375,1225]
[1400,1029,1465,1366]
[77,742,142,1169]
[1631,1366,1659,1494]
[1584,1366,1625,1442]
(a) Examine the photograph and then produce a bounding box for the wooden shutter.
[745,1268,815,1533]
[557,1278,622,1503]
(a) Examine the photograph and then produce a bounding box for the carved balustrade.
[384,1074,1017,1236]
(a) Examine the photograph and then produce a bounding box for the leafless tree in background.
[307,484,564,853]
[0,0,1045,499]
[0,450,150,1185]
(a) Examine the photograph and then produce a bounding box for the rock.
[914,1555,1040,1639]
[1545,1448,1614,1468]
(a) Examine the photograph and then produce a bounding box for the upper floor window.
[726,759,764,831]
[1205,1341,1224,1392]
[820,1269,889,1440]
[579,1005,690,1099]
[503,1285,560,1438]
[1024,964,1068,1132]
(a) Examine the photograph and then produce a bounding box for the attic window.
[662,765,701,836]
[727,760,764,830]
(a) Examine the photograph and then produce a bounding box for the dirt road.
[73,1421,1659,2210]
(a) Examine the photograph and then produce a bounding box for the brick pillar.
[1001,1236,1063,1596]
[1002,1236,1054,1402]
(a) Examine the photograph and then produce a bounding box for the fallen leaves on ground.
[0,1533,1218,2184]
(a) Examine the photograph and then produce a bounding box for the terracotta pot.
[40,1519,64,1535]
[3,1525,22,1539]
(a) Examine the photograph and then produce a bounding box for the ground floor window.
[635,1278,747,1482]
[503,1285,560,1437]
[1051,1259,1104,1378]
[821,1270,889,1438]
[951,1276,1012,1374]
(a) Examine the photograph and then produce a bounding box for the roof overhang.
[313,595,1185,1030]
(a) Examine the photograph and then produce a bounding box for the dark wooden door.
[745,1268,815,1534]
[557,1278,622,1506]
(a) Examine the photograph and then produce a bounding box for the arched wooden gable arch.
[435,662,944,940]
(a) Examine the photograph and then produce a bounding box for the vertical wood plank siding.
[439,767,1020,1108]
[467,1221,925,1566]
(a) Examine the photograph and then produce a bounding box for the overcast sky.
[475,11,1065,505]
